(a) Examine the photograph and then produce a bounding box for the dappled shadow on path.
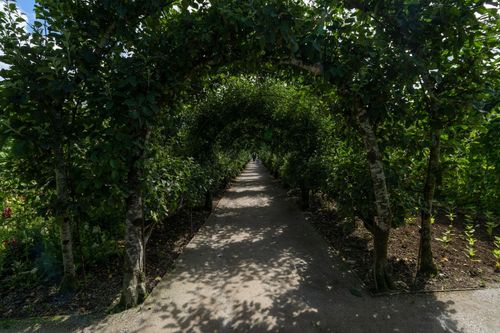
[75,162,482,333]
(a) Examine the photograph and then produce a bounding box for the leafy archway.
[1,0,498,309]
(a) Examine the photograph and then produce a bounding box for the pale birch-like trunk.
[418,128,440,275]
[54,141,77,291]
[120,163,147,308]
[355,106,393,291]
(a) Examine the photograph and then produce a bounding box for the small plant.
[467,246,477,259]
[404,215,414,225]
[464,224,477,259]
[486,220,499,237]
[435,225,454,248]
[446,211,456,223]
[430,215,435,225]
[485,213,498,237]
[493,237,500,271]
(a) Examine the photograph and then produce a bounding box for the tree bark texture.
[54,142,77,291]
[120,163,147,308]
[355,106,393,291]
[355,107,392,232]
[418,128,440,275]
[373,225,392,291]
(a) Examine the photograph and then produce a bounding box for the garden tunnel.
[186,78,328,209]
[0,0,498,316]
[180,76,400,294]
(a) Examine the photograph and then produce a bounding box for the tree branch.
[280,58,324,75]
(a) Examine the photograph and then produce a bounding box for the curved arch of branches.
[0,0,498,309]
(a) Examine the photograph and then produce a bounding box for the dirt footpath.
[2,162,499,333]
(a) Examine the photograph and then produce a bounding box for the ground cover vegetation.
[0,0,498,318]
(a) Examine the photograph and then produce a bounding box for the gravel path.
[2,161,499,332]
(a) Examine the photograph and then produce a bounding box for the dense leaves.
[0,0,498,306]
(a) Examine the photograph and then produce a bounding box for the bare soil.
[307,204,500,292]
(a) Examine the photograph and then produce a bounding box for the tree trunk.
[300,185,310,209]
[418,128,440,275]
[74,217,86,284]
[54,142,77,291]
[120,163,147,308]
[373,225,392,291]
[204,190,213,211]
[355,106,393,291]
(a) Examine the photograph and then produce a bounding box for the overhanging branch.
[281,58,324,75]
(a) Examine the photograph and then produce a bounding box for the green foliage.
[440,116,500,216]
[485,214,498,238]
[144,132,249,225]
[464,224,477,259]
[0,0,498,296]
[0,143,58,282]
[446,212,456,224]
[435,226,454,248]
[493,237,500,270]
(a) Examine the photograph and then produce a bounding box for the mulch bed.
[0,208,214,319]
[307,204,500,293]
